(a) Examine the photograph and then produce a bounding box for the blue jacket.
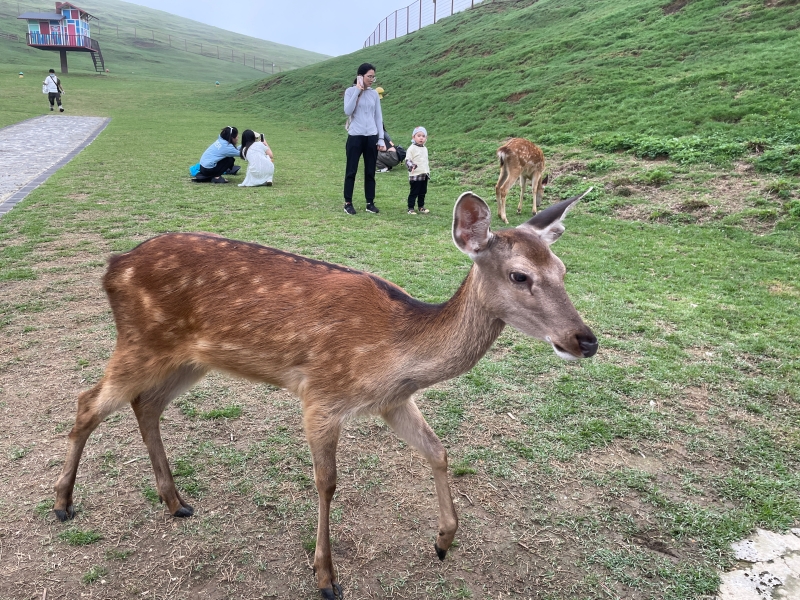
[200,136,241,168]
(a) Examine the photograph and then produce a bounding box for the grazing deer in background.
[496,137,548,224]
[54,190,597,600]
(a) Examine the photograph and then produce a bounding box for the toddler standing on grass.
[405,126,430,214]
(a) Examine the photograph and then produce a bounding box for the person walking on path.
[405,126,431,215]
[342,63,385,215]
[44,69,64,113]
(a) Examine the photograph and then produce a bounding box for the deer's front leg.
[304,409,343,599]
[382,399,458,560]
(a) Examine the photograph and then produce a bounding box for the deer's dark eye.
[510,272,528,283]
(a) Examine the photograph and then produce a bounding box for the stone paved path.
[0,115,110,217]
[718,528,800,599]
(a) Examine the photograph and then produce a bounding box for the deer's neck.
[400,268,505,386]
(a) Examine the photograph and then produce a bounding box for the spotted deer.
[495,137,549,224]
[54,190,597,599]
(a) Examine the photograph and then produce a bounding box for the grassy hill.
[0,1,798,598]
[0,0,329,81]
[239,0,800,174]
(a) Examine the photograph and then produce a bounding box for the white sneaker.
[59,106,64,112]
[377,167,389,173]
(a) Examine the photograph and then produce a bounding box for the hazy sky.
[122,0,406,57]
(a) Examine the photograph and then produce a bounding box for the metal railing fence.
[364,0,488,47]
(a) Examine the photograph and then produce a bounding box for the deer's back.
[498,138,545,176]
[103,233,439,397]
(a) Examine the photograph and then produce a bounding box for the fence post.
[419,0,422,29]
[407,6,409,34]
[394,10,397,40]
[116,25,118,36]
[168,34,171,47]
[134,27,136,38]
[217,45,219,59]
[434,0,437,24]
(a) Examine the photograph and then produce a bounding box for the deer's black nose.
[579,332,598,358]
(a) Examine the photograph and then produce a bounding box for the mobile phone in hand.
[357,75,364,88]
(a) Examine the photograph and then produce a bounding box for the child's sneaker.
[407,209,417,215]
[418,207,430,214]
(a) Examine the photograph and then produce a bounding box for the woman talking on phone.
[343,63,385,215]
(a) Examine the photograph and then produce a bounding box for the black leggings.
[199,156,235,179]
[408,178,428,210]
[344,135,378,203]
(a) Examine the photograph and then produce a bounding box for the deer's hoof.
[173,505,194,518]
[434,542,448,561]
[320,582,343,599]
[54,505,75,522]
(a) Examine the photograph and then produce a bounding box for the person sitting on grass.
[195,126,241,184]
[238,129,275,187]
[376,123,403,172]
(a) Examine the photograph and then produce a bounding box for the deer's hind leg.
[53,358,206,522]
[131,363,208,518]
[54,375,131,521]
[517,175,528,215]
[382,399,458,562]
[533,171,545,214]
[495,167,514,224]
[54,352,170,521]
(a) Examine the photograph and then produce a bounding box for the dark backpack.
[395,145,407,161]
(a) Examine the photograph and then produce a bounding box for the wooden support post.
[60,50,68,74]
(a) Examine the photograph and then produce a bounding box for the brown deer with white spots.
[496,137,549,224]
[54,190,597,600]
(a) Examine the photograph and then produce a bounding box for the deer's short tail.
[497,148,507,166]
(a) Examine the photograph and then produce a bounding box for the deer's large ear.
[519,187,592,246]
[452,191,492,259]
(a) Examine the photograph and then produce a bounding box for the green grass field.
[0,0,798,598]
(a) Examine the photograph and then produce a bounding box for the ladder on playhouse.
[90,48,105,72]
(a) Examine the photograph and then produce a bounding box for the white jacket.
[43,74,61,93]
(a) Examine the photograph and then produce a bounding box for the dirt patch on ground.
[663,0,691,15]
[505,91,530,103]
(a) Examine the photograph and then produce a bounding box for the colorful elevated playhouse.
[17,2,104,73]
